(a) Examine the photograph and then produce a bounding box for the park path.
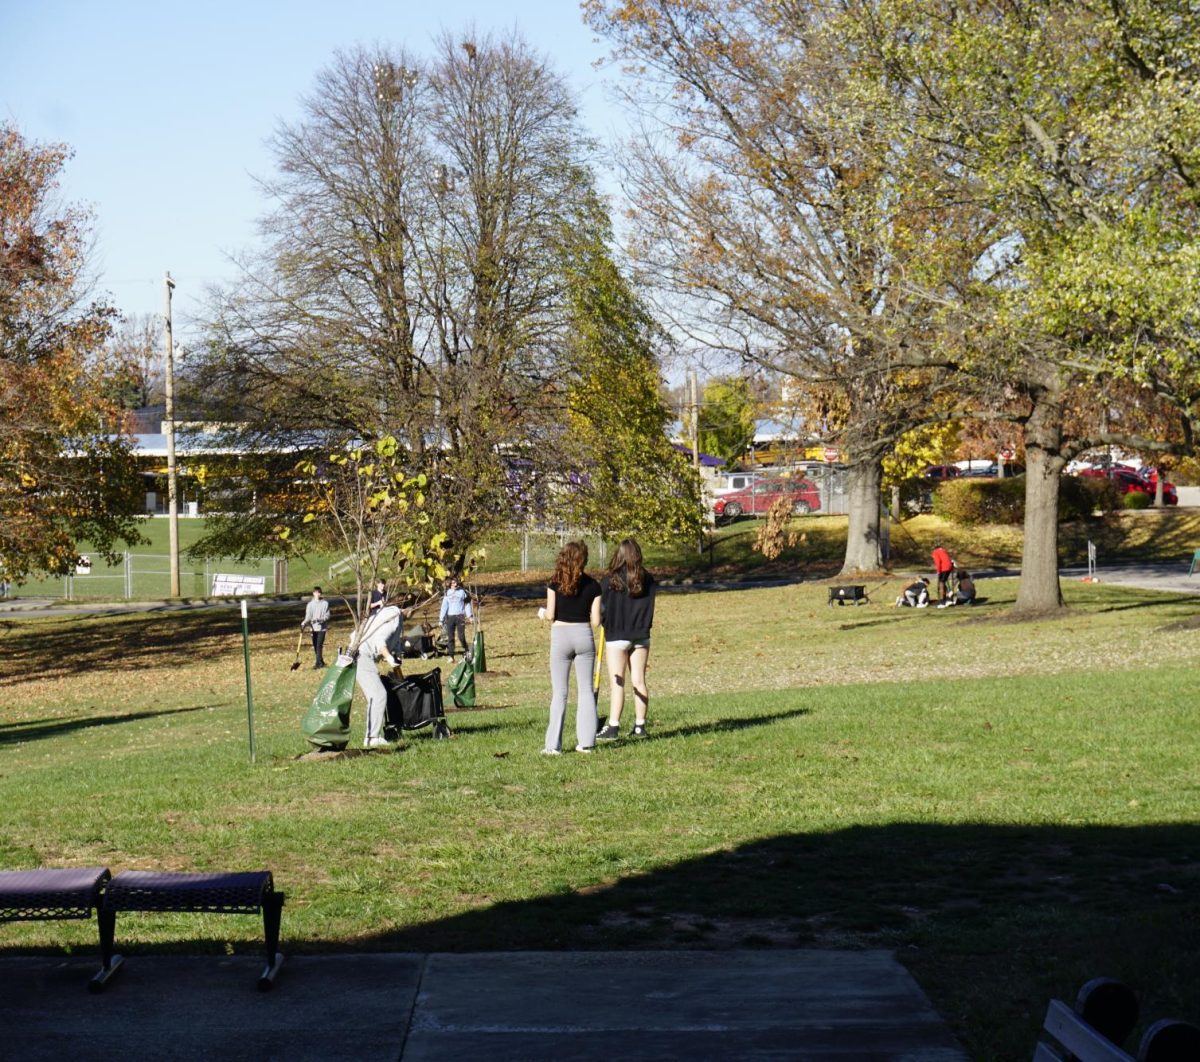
[1,949,966,1060]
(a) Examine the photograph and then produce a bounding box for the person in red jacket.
[931,543,955,603]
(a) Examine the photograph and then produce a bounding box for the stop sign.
[823,447,839,463]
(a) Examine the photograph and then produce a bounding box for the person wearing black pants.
[439,576,473,661]
[301,587,331,669]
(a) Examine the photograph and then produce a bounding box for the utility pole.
[164,272,180,597]
[688,369,700,472]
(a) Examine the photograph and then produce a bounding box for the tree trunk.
[840,459,884,574]
[1154,469,1164,507]
[1014,387,1066,613]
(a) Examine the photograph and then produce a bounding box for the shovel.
[290,628,305,671]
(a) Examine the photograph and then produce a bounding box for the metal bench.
[1034,977,1200,1062]
[94,869,285,992]
[0,866,111,971]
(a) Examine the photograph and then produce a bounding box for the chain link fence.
[12,553,284,601]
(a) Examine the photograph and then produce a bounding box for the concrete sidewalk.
[2,950,967,1060]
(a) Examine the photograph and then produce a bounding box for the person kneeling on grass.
[938,570,976,608]
[895,577,930,608]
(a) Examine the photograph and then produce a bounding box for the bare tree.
[193,33,638,567]
[99,313,164,410]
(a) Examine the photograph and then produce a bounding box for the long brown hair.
[606,537,646,596]
[551,540,588,597]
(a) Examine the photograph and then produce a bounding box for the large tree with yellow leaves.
[0,125,143,582]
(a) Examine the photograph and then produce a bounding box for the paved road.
[1,950,966,1060]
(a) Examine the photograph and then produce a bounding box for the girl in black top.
[541,541,602,753]
[597,538,656,741]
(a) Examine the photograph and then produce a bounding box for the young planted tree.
[586,0,993,574]
[0,126,144,582]
[292,436,449,634]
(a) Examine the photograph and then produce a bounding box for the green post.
[241,598,256,763]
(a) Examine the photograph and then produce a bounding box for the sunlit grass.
[1,577,1198,1058]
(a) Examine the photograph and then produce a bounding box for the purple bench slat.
[103,870,273,914]
[0,867,110,922]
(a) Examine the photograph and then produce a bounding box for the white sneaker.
[916,601,928,608]
[541,748,562,756]
[575,745,594,753]
[365,737,390,749]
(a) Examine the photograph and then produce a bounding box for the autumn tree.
[586,0,992,574]
[0,125,144,582]
[867,0,1200,611]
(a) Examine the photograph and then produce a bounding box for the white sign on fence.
[211,573,266,597]
[75,556,92,575]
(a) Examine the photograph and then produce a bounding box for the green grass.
[12,506,1200,602]
[2,576,1200,1057]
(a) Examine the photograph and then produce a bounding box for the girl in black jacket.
[596,538,656,740]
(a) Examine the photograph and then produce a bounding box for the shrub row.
[931,475,1120,526]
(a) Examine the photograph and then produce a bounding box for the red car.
[923,464,961,480]
[1077,467,1177,505]
[713,477,822,520]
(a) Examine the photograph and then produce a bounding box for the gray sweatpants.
[545,623,597,752]
[355,653,387,742]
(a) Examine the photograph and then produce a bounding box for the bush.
[933,474,1119,526]
[1122,490,1152,510]
[1060,475,1119,519]
[933,476,1026,525]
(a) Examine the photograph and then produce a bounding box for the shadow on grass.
[0,606,305,688]
[350,821,1200,1058]
[0,823,1195,1058]
[1094,595,1200,615]
[0,704,214,746]
[651,707,810,740]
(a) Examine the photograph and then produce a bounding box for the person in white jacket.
[353,602,405,749]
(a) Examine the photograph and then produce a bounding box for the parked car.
[966,463,1025,478]
[923,465,961,480]
[1077,466,1177,505]
[712,477,822,520]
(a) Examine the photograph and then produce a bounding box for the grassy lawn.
[2,574,1199,1057]
[10,507,1200,603]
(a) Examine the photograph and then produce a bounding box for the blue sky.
[1,1,621,340]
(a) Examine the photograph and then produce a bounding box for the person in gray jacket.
[301,587,331,668]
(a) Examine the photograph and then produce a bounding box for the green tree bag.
[301,659,357,749]
[471,629,487,673]
[447,656,476,708]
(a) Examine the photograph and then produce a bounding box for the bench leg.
[257,892,285,991]
[89,909,123,993]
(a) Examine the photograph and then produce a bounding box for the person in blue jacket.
[439,575,473,662]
